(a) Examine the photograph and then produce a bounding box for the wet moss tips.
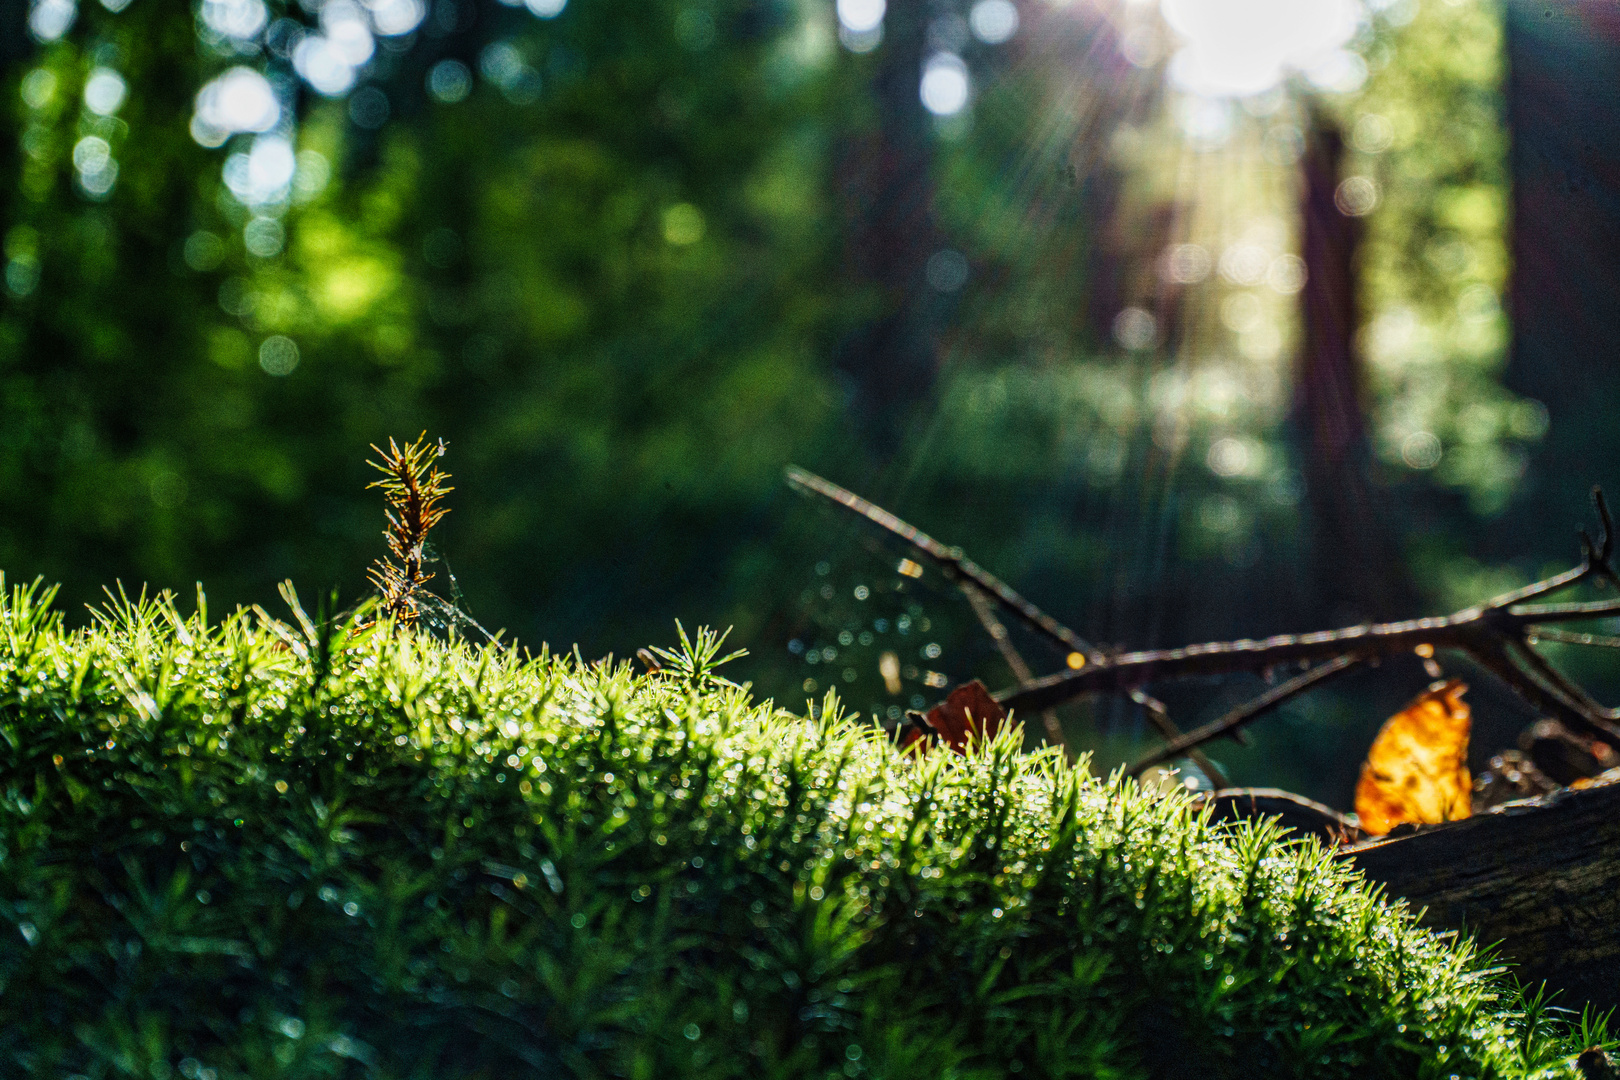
[0,576,1608,1077]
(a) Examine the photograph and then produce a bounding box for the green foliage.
[0,0,852,651]
[0,576,1605,1077]
[1348,0,1539,513]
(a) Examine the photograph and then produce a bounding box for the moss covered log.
[0,578,1606,1078]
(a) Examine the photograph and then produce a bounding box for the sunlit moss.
[0,578,1605,1077]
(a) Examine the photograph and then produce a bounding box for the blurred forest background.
[2,0,1618,807]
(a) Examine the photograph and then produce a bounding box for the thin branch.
[1509,598,1620,620]
[994,594,1620,715]
[1451,636,1620,748]
[788,468,1620,763]
[1127,656,1364,775]
[960,583,1070,755]
[1487,486,1616,606]
[1528,627,1620,649]
[787,467,1097,661]
[1464,637,1603,739]
[1129,687,1229,788]
[1509,637,1619,719]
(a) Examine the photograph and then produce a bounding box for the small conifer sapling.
[367,433,452,629]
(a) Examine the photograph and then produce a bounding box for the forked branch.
[788,468,1620,767]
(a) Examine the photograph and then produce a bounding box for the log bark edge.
[1345,775,1620,1010]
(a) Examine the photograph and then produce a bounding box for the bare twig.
[786,467,1098,662]
[1127,656,1365,774]
[960,583,1070,755]
[1129,687,1229,788]
[790,467,1238,770]
[1527,627,1620,649]
[789,469,1620,764]
[1000,487,1620,747]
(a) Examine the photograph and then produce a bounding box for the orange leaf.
[1354,679,1472,836]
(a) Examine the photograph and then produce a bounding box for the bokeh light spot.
[674,9,716,50]
[348,86,391,129]
[481,42,543,103]
[184,231,227,272]
[1352,112,1395,153]
[193,68,281,143]
[1161,0,1362,98]
[1218,241,1269,284]
[1304,48,1368,93]
[244,217,285,258]
[968,0,1018,44]
[1113,307,1157,350]
[1401,431,1442,469]
[259,336,300,376]
[837,0,885,34]
[1264,123,1305,164]
[1163,243,1211,284]
[1335,175,1378,217]
[83,68,128,117]
[322,1,376,65]
[224,135,296,206]
[663,203,706,246]
[1120,26,1161,68]
[366,0,426,36]
[840,24,882,52]
[293,150,331,203]
[481,41,524,83]
[200,0,268,40]
[1207,437,1258,477]
[1266,254,1307,294]
[20,69,57,111]
[294,36,360,97]
[1219,292,1263,333]
[920,53,970,116]
[29,0,77,42]
[427,59,473,103]
[925,249,968,292]
[72,136,110,176]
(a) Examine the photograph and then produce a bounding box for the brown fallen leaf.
[897,680,1008,754]
[1354,679,1472,836]
[1578,1046,1618,1080]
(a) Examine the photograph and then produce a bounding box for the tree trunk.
[1295,113,1409,622]
[834,0,942,448]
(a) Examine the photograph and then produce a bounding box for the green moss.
[0,578,1604,1078]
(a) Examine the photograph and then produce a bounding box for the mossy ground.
[0,578,1608,1078]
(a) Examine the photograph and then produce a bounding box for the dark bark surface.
[1295,113,1410,623]
[1344,777,1620,1010]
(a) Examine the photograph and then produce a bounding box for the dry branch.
[786,467,1097,660]
[787,467,1620,766]
[959,582,1071,755]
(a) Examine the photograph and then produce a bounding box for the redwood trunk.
[1296,115,1407,621]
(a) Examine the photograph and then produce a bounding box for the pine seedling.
[645,620,747,686]
[367,432,453,629]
